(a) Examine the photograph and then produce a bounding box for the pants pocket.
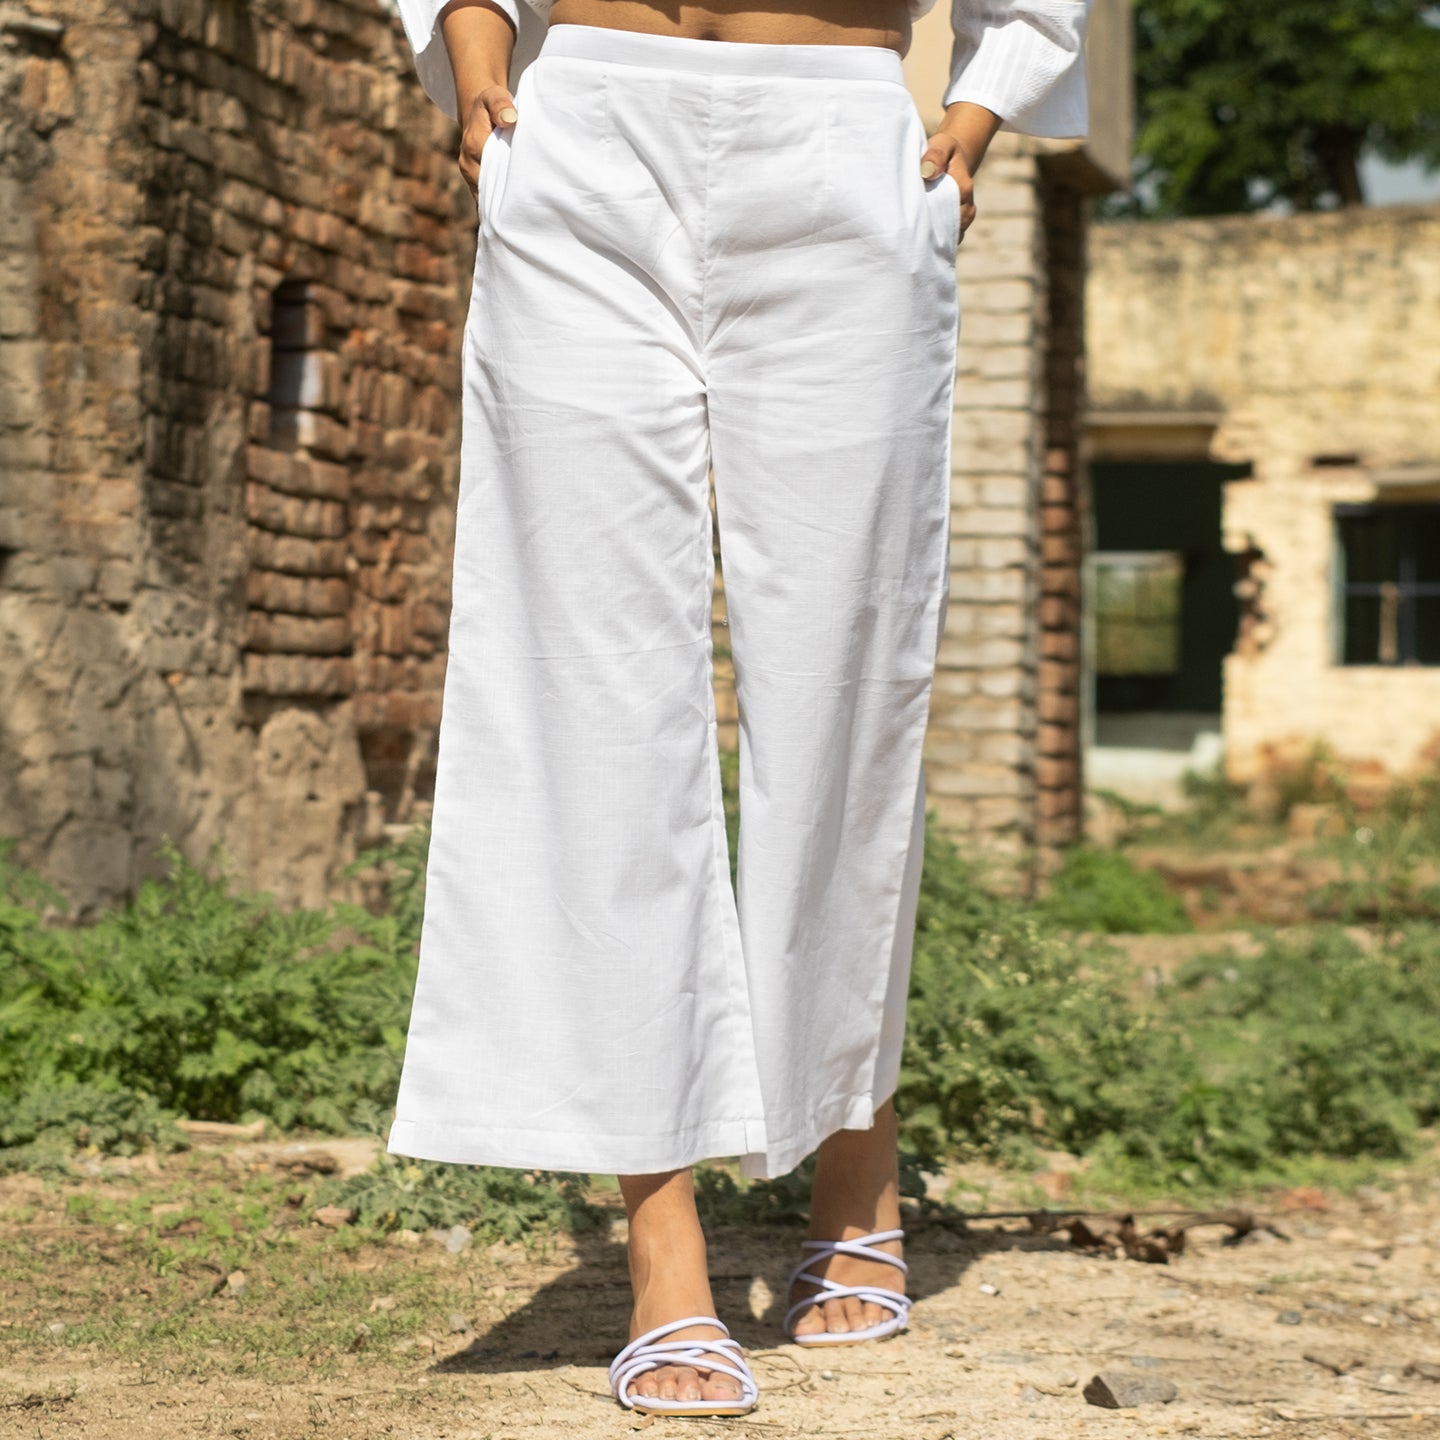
[929,169,962,261]
[478,127,512,227]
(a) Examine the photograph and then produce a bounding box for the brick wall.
[0,0,471,913]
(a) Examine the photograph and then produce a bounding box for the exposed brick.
[246,570,350,616]
[1037,722,1072,755]
[241,654,355,696]
[244,611,352,654]
[1036,756,1077,788]
[245,482,348,539]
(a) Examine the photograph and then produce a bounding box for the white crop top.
[394,0,1090,140]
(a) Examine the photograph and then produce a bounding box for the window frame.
[1333,501,1440,667]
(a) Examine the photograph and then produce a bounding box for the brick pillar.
[1034,168,1089,871]
[924,145,1046,889]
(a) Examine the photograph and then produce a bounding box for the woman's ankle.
[808,1098,901,1237]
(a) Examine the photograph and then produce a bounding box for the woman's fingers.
[921,132,978,242]
[458,84,519,200]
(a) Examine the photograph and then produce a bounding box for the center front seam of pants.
[540,22,908,84]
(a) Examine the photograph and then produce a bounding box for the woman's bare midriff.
[546,0,911,58]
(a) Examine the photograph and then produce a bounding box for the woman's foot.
[619,1170,746,1406]
[788,1098,906,1340]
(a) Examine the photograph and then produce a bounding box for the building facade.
[1087,205,1440,807]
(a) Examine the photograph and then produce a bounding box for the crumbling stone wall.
[0,0,470,914]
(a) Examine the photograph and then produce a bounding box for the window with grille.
[1333,503,1440,666]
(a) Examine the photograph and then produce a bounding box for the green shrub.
[319,1107,600,1241]
[900,821,1176,1167]
[0,1084,185,1172]
[0,840,416,1133]
[1035,845,1192,935]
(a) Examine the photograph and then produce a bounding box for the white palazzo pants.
[388,23,961,1180]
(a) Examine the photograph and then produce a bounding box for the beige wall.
[1088,207,1440,783]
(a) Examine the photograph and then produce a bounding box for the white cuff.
[943,0,1090,139]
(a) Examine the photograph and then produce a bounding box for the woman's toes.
[790,1301,824,1337]
[861,1300,886,1329]
[821,1297,852,1333]
[672,1365,702,1401]
[702,1362,742,1403]
[657,1365,680,1400]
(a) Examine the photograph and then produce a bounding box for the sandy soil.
[4,1157,1439,1440]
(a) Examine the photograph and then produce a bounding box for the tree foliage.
[1126,0,1440,215]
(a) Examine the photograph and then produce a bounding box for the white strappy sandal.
[609,1315,760,1417]
[784,1227,911,1346]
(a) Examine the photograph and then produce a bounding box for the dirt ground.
[3,1142,1440,1440]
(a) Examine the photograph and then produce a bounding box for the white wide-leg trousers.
[388,24,961,1180]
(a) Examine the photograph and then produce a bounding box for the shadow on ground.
[430,1211,1082,1387]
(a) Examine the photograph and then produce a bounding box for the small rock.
[350,1321,372,1353]
[224,1270,247,1299]
[1083,1371,1179,1409]
[1354,1185,1386,1211]
[314,1205,356,1229]
[820,1370,836,1381]
[981,1351,1042,1367]
[444,1225,473,1254]
[1017,1384,1045,1403]
[368,1295,398,1313]
[1302,1350,1362,1376]
[1276,1310,1303,1325]
[978,1283,1000,1296]
[388,1229,422,1246]
[47,1321,66,1336]
[448,1313,472,1334]
[1129,1355,1166,1368]
[1406,1361,1440,1383]
[1352,1252,1384,1269]
[1021,1371,1079,1395]
[747,1275,773,1322]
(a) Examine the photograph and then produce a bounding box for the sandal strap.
[609,1316,759,1409]
[785,1228,910,1335]
[783,1283,911,1334]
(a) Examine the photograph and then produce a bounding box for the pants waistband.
[538,22,908,85]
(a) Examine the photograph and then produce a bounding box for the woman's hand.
[441,0,518,201]
[919,101,1004,245]
[458,86,519,200]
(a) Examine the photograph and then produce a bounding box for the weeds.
[1036,845,1192,934]
[4,783,1440,1207]
[313,1103,602,1242]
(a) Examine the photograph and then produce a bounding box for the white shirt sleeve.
[942,0,1091,139]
